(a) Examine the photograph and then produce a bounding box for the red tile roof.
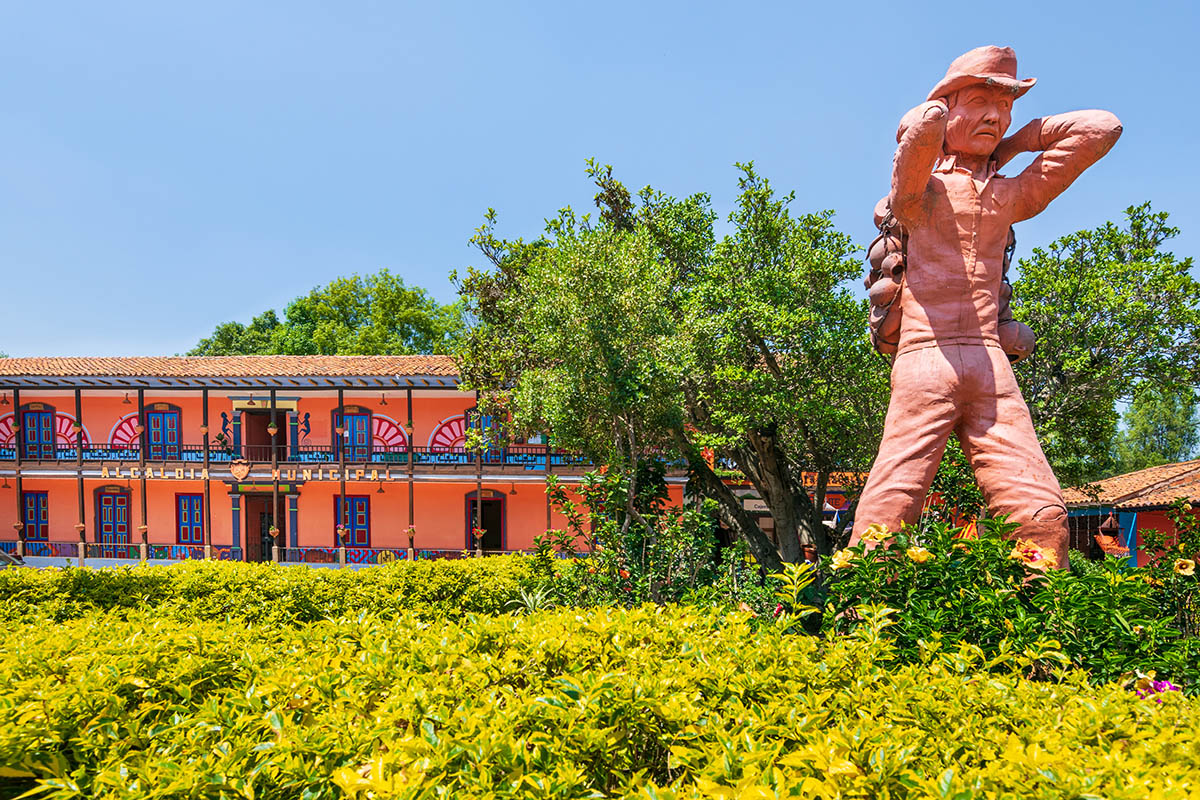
[0,355,458,378]
[1064,459,1200,509]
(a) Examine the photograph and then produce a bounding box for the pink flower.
[772,603,784,619]
[1135,676,1181,703]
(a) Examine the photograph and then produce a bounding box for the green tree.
[1012,203,1200,486]
[455,163,887,569]
[1114,384,1200,474]
[190,270,463,355]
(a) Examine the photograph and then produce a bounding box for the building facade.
[1065,459,1200,567]
[0,356,686,567]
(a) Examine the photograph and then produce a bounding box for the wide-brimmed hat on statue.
[927,46,1036,102]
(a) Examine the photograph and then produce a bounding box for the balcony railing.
[0,540,570,564]
[2,443,240,463]
[2,442,598,470]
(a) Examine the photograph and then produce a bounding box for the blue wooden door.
[177,494,204,544]
[146,410,181,459]
[340,413,371,461]
[21,410,55,459]
[98,490,131,544]
[22,492,48,540]
[336,496,370,547]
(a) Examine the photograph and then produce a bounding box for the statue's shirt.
[890,111,1122,356]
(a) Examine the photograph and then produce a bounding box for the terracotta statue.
[851,46,1122,565]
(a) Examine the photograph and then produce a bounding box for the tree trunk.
[740,429,804,563]
[686,455,784,574]
[808,471,831,557]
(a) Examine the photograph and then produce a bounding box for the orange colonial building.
[0,356,685,567]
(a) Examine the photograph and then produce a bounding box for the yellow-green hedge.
[0,557,533,624]
[2,605,1197,799]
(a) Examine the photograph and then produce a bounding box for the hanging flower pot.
[134,424,145,434]
[266,423,279,437]
[198,425,209,435]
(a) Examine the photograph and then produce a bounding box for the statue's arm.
[889,100,948,228]
[1002,110,1123,221]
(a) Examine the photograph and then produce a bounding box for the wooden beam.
[12,387,22,557]
[138,388,148,554]
[75,388,85,557]
[474,392,482,554]
[203,388,212,557]
[271,387,280,561]
[407,387,414,537]
[337,386,346,549]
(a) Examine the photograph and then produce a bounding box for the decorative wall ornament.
[428,414,467,450]
[371,413,409,448]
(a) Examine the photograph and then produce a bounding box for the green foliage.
[0,556,533,625]
[770,560,820,633]
[1013,203,1200,485]
[1141,499,1200,637]
[3,605,1198,799]
[542,470,722,607]
[1115,383,1200,474]
[456,162,888,566]
[189,269,463,355]
[678,538,782,617]
[927,435,986,523]
[822,518,1200,689]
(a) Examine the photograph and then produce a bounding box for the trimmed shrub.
[0,556,534,625]
[1,606,1197,798]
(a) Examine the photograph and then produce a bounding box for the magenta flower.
[1135,678,1181,703]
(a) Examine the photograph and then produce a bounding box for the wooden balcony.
[0,441,600,475]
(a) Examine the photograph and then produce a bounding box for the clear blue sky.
[1,0,1195,357]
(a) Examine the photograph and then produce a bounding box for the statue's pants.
[851,343,1068,564]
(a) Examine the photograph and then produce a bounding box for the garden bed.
[2,605,1197,798]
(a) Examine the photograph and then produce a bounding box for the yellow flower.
[1174,558,1196,577]
[831,549,856,570]
[860,523,890,544]
[906,546,934,564]
[1009,540,1058,571]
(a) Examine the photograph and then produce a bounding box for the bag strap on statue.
[865,202,1032,361]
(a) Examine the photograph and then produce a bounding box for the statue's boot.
[1012,505,1070,569]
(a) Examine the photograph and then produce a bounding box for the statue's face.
[943,85,1013,157]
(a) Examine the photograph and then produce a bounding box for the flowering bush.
[1140,499,1200,637]
[821,517,1200,690]
[1135,674,1182,702]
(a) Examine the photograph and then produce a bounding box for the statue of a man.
[850,46,1122,564]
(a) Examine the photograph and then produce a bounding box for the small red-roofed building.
[1064,460,1200,567]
